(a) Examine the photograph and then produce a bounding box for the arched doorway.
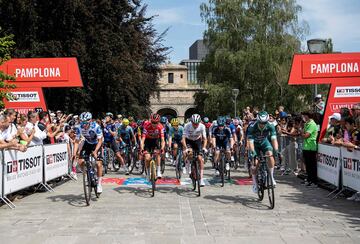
[184,107,197,121]
[157,108,178,121]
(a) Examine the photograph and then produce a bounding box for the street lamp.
[232,88,239,118]
[307,39,327,97]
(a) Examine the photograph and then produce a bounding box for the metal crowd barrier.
[0,143,72,209]
[277,135,303,173]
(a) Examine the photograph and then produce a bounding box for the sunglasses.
[192,122,199,126]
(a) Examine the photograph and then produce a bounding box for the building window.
[180,74,183,79]
[168,73,174,83]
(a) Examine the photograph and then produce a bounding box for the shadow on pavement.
[277,174,360,231]
[47,193,96,207]
[203,194,271,210]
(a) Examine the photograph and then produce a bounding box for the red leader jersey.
[142,121,164,139]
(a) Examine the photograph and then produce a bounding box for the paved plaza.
[1,162,359,244]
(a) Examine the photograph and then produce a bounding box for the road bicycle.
[254,155,275,209]
[144,150,158,197]
[187,150,202,197]
[82,152,100,206]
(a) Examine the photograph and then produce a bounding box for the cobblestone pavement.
[1,161,359,244]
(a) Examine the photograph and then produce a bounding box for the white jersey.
[75,121,103,145]
[184,122,206,141]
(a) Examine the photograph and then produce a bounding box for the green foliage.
[0,0,168,117]
[197,0,313,115]
[0,28,16,108]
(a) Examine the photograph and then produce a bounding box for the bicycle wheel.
[257,171,265,201]
[195,159,201,197]
[220,156,225,187]
[267,168,275,209]
[190,162,196,191]
[83,164,91,206]
[160,158,165,174]
[150,160,156,197]
[103,148,108,175]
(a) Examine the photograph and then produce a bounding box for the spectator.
[17,114,36,145]
[351,104,360,120]
[300,111,318,187]
[56,110,63,120]
[343,117,359,150]
[322,112,341,144]
[340,107,351,119]
[3,109,18,138]
[277,115,288,135]
[25,112,47,146]
[268,114,278,127]
[313,94,325,115]
[0,114,26,151]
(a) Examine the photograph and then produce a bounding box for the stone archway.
[157,107,178,121]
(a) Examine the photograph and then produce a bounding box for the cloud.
[298,0,360,52]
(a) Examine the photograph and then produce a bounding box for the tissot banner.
[3,146,43,195]
[341,148,360,192]
[44,143,69,182]
[317,144,341,187]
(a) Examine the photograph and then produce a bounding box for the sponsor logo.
[330,103,354,112]
[317,153,338,168]
[6,156,42,174]
[10,91,40,102]
[334,86,360,97]
[343,157,360,172]
[46,152,67,165]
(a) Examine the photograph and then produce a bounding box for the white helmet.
[191,114,201,124]
[80,112,92,121]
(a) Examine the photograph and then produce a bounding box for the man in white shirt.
[0,114,26,151]
[26,112,47,146]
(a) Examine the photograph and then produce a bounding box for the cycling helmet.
[137,119,143,126]
[160,116,167,124]
[150,113,160,123]
[122,118,130,126]
[233,118,239,126]
[80,112,92,121]
[225,116,232,124]
[105,112,113,118]
[171,118,180,126]
[217,117,226,126]
[203,117,209,123]
[191,114,201,124]
[257,111,269,123]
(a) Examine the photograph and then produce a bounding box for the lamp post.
[307,39,327,98]
[232,88,239,118]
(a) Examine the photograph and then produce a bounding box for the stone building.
[150,63,202,122]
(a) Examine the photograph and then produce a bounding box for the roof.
[161,63,187,70]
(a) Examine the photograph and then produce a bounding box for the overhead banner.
[317,143,341,187]
[341,148,360,192]
[3,87,47,113]
[3,146,43,195]
[288,53,360,140]
[0,57,83,88]
[44,143,69,182]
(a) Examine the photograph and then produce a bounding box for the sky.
[142,0,360,64]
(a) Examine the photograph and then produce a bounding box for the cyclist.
[103,112,123,171]
[247,111,279,193]
[182,114,207,187]
[117,118,135,175]
[168,118,184,166]
[73,112,104,193]
[140,113,165,178]
[202,117,212,144]
[225,116,237,162]
[212,117,234,175]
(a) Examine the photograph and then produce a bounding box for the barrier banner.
[317,144,341,187]
[44,143,69,182]
[3,146,43,195]
[341,148,360,192]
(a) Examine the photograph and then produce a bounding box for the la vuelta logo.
[329,103,354,112]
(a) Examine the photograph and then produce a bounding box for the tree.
[197,0,312,116]
[0,0,168,117]
[0,27,15,108]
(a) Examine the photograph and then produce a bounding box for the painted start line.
[101,177,253,187]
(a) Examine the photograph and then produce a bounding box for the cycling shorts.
[80,141,102,159]
[144,138,160,153]
[105,140,119,153]
[254,139,273,156]
[185,138,202,153]
[216,140,230,151]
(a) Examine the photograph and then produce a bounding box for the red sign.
[4,87,47,113]
[289,53,360,85]
[0,58,83,88]
[288,53,360,140]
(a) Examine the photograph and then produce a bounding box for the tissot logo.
[334,86,360,98]
[11,91,40,102]
[6,156,41,173]
[46,152,67,165]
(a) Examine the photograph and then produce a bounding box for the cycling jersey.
[162,123,171,140]
[183,122,206,141]
[227,123,236,134]
[203,122,212,137]
[142,121,164,139]
[118,125,134,144]
[75,121,103,145]
[169,125,184,143]
[212,127,232,142]
[103,122,116,143]
[247,121,277,144]
[235,125,243,142]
